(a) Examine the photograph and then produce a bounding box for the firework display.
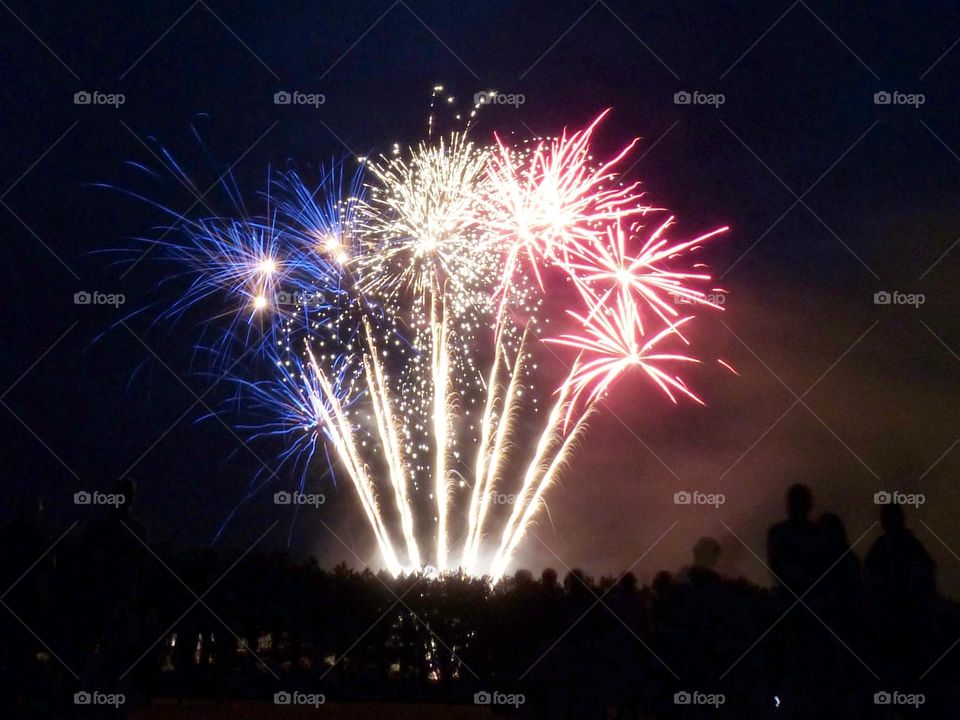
[138,97,729,580]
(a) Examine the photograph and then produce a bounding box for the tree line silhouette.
[1,481,958,718]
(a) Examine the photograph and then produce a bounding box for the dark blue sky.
[2,1,960,593]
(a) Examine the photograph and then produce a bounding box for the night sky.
[3,1,960,595]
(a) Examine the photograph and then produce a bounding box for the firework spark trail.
[462,327,529,573]
[304,348,402,575]
[430,294,453,571]
[460,342,511,572]
[361,320,422,568]
[490,403,596,582]
[461,326,505,571]
[486,368,579,574]
[130,104,730,579]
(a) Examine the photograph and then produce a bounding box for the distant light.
[259,258,276,274]
[253,295,268,310]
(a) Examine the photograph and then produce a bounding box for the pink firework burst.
[481,109,653,286]
[561,217,729,335]
[548,298,704,427]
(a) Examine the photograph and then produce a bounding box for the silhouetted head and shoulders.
[679,536,723,586]
[767,484,828,594]
[540,567,558,591]
[778,484,813,524]
[864,502,936,605]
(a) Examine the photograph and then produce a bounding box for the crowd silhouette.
[0,482,957,718]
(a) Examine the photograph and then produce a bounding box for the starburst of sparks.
[129,103,732,580]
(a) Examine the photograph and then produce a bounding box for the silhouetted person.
[864,502,937,684]
[528,568,567,719]
[671,537,742,692]
[767,485,832,718]
[864,503,936,606]
[512,568,534,588]
[767,484,826,597]
[679,536,722,586]
[815,512,870,718]
[558,570,604,718]
[603,573,641,718]
[540,567,558,592]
